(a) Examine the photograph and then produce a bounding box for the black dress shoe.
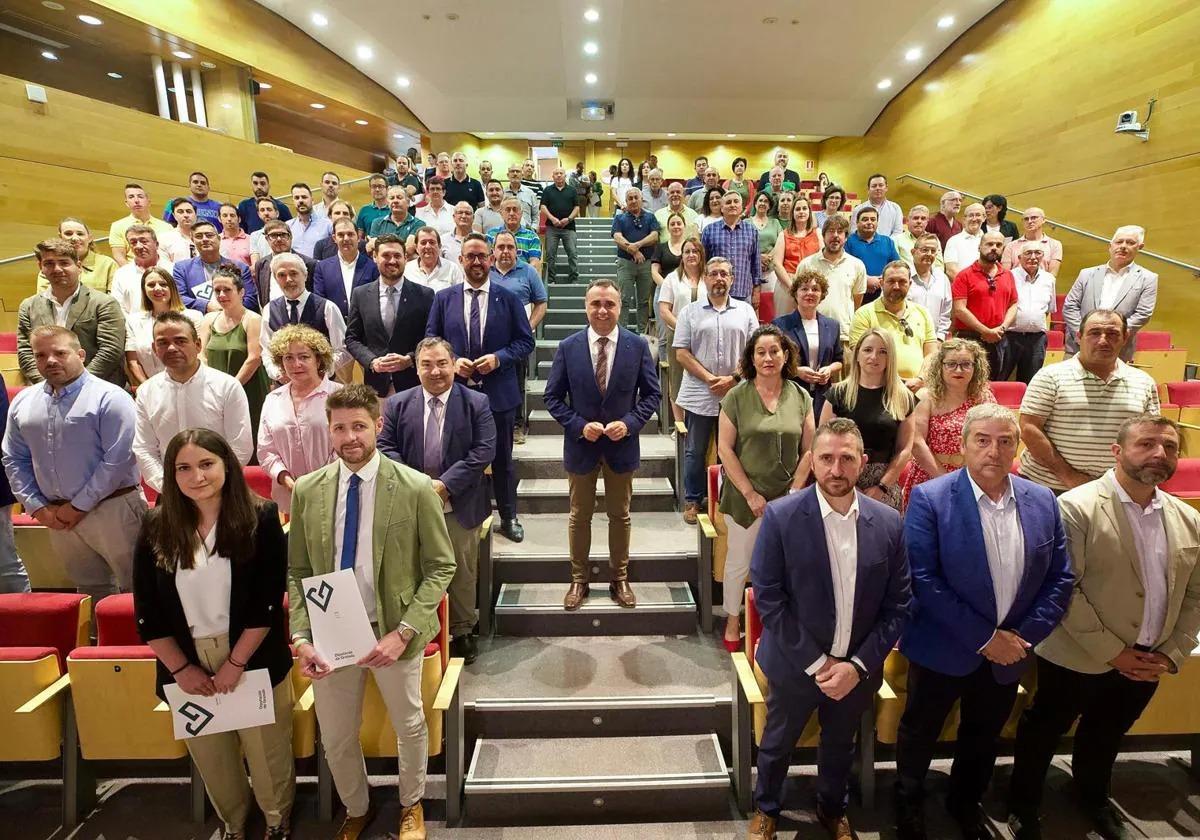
[946,796,989,840]
[1084,802,1133,840]
[1006,812,1042,840]
[499,518,524,542]
[894,787,927,840]
[450,634,478,664]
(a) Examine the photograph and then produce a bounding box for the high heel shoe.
[722,636,742,653]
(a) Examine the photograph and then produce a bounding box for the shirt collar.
[966,470,1016,510]
[466,279,490,296]
[340,450,381,484]
[587,325,618,346]
[422,386,451,405]
[1107,468,1164,514]
[42,284,81,307]
[816,486,860,522]
[381,278,404,296]
[1013,266,1043,284]
[1072,356,1127,383]
[44,370,89,398]
[285,290,310,307]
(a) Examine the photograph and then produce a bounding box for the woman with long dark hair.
[611,157,636,213]
[133,429,294,840]
[982,193,1019,241]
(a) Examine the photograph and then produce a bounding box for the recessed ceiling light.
[220,103,232,109]
[258,82,272,89]
[727,133,737,138]
[666,133,676,137]
[77,14,102,25]
[937,15,954,28]
[355,119,369,125]
[584,72,598,84]
[961,53,978,64]
[200,61,216,69]
[877,78,893,90]
[583,41,599,56]
[356,45,373,60]
[310,102,326,109]
[606,132,615,136]
[41,50,58,60]
[172,50,192,60]
[396,76,411,88]
[904,47,922,62]
[311,12,328,26]
[924,81,943,93]
[41,1,65,9]
[392,133,404,139]
[584,8,599,22]
[107,72,122,79]
[787,134,796,139]
[485,131,495,136]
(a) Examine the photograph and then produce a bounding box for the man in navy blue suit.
[312,218,379,317]
[894,403,1072,840]
[426,233,535,543]
[543,279,660,609]
[378,337,496,664]
[748,418,911,840]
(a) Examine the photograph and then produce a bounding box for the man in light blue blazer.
[172,220,257,312]
[894,403,1072,840]
[1062,225,1157,361]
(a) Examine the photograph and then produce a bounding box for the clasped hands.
[583,421,628,442]
[455,354,500,379]
[980,629,1031,665]
[33,502,86,531]
[814,657,861,701]
[1109,647,1171,682]
[371,353,413,374]
[796,366,832,387]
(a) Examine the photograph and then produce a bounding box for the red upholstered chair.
[243,465,274,500]
[1133,331,1186,383]
[0,333,16,352]
[1136,331,1172,351]
[991,381,1027,409]
[0,592,91,670]
[707,464,723,523]
[757,292,776,324]
[94,594,141,646]
[1167,382,1200,406]
[1044,330,1065,365]
[1160,458,1200,501]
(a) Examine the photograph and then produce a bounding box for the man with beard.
[287,183,333,259]
[951,230,1018,379]
[746,418,911,840]
[237,171,291,233]
[796,216,867,344]
[850,261,937,391]
[1007,414,1200,840]
[164,170,222,229]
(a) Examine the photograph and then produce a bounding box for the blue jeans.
[683,411,718,504]
[544,227,578,284]
[0,506,30,593]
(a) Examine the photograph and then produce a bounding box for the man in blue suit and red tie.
[893,403,1072,840]
[748,418,911,840]
[426,233,535,543]
[543,278,660,610]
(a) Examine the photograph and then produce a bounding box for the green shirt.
[369,213,426,241]
[355,202,391,236]
[717,379,812,528]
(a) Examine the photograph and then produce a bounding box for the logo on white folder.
[306,580,334,612]
[178,701,215,736]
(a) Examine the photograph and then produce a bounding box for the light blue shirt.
[672,297,760,416]
[286,215,333,259]
[489,264,548,307]
[2,371,140,512]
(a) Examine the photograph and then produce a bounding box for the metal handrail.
[896,173,1199,275]
[0,173,376,267]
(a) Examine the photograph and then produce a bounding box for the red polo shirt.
[952,261,1018,331]
[926,213,964,250]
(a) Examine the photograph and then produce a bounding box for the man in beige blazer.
[19,238,125,385]
[1008,414,1200,840]
[288,383,455,840]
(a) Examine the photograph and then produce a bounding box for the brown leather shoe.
[398,800,427,840]
[609,579,636,608]
[747,810,777,839]
[683,502,700,525]
[817,804,855,839]
[564,582,590,610]
[333,808,374,840]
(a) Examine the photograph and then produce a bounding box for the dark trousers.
[1008,656,1158,819]
[489,406,517,521]
[956,331,1009,382]
[1001,331,1047,384]
[682,410,718,504]
[754,669,878,818]
[895,660,1020,805]
[515,357,528,427]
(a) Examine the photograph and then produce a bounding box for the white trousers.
[723,516,763,617]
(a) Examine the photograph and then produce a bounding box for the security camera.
[1115,110,1142,133]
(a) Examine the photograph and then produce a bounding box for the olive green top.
[717,378,812,528]
[205,318,271,441]
[751,217,783,270]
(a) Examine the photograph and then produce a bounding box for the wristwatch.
[876,482,893,495]
[397,625,417,644]
[849,660,868,680]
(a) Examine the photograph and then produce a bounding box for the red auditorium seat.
[95,594,141,646]
[758,292,776,324]
[6,385,22,404]
[707,464,723,523]
[0,592,90,669]
[1047,330,1064,350]
[244,465,274,499]
[1166,382,1200,406]
[991,381,1027,409]
[0,333,16,352]
[1160,459,1200,499]
[1136,331,1172,351]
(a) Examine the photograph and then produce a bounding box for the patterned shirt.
[701,219,762,300]
[485,224,542,264]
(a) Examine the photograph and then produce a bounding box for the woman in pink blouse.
[256,325,342,514]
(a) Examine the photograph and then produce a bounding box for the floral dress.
[901,393,992,507]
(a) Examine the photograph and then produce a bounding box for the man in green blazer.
[1008,414,1200,840]
[19,238,126,385]
[288,383,455,840]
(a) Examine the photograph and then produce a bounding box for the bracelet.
[226,655,247,669]
[169,662,190,676]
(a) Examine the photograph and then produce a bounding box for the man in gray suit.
[1062,225,1157,360]
[19,238,126,385]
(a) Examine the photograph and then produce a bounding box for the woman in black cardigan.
[133,428,294,840]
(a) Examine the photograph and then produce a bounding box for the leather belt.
[48,485,138,506]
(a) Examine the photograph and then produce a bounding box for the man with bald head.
[952,230,1018,378]
[541,165,581,285]
[1062,225,1158,361]
[655,182,700,236]
[444,151,485,208]
[688,166,723,212]
[1003,207,1063,275]
[944,203,987,279]
[756,149,800,193]
[927,190,964,249]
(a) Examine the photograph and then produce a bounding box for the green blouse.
[717,379,812,528]
[751,216,783,262]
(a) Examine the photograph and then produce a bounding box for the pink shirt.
[256,378,342,513]
[220,231,252,267]
[1002,234,1063,272]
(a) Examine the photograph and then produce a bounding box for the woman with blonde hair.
[819,328,916,510]
[771,196,822,316]
[901,338,995,506]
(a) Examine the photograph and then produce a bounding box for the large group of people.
[0,148,1187,840]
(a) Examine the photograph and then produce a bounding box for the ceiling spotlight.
[606,132,615,136]
[877,78,893,90]
[41,1,66,9]
[937,15,954,28]
[356,45,373,60]
[787,134,796,139]
[727,133,737,138]
[258,82,272,89]
[396,76,411,88]
[904,47,922,62]
[355,119,369,125]
[172,50,192,60]
[41,50,58,60]
[311,12,328,26]
[584,8,599,22]
[666,133,676,137]
[77,14,102,25]
[392,133,404,139]
[107,72,122,79]
[924,81,943,93]
[200,61,216,69]
[583,41,599,56]
[584,72,597,84]
[310,102,326,109]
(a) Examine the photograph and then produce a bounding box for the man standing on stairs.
[379,337,496,665]
[748,418,911,840]
[427,234,535,544]
[490,230,548,446]
[540,165,581,286]
[544,278,660,610]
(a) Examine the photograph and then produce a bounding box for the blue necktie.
[468,288,483,360]
[339,473,362,570]
[424,396,443,478]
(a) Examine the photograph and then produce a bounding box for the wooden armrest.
[696,512,718,540]
[432,657,465,711]
[731,651,764,705]
[674,420,687,436]
[478,514,494,538]
[154,700,170,713]
[877,677,898,701]
[295,683,315,713]
[15,673,70,714]
[1127,361,1149,369]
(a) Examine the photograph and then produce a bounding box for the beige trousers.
[313,646,426,817]
[445,513,481,638]
[567,460,634,583]
[47,492,147,601]
[186,634,296,833]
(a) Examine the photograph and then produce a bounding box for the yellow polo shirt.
[849,297,936,379]
[107,214,177,254]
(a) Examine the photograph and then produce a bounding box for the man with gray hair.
[251,218,316,306]
[640,168,669,214]
[1004,240,1059,383]
[611,188,660,334]
[894,205,944,271]
[540,165,581,285]
[259,251,349,382]
[755,149,801,193]
[927,190,964,249]
[944,203,987,279]
[1002,207,1063,274]
[1061,225,1157,361]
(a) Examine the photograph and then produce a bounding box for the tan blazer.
[1037,476,1200,674]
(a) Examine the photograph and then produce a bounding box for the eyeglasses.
[942,360,975,371]
[462,254,489,262]
[266,231,291,239]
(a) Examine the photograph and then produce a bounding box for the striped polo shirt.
[486,224,542,264]
[1018,358,1159,490]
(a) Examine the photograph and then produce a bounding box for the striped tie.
[595,336,609,396]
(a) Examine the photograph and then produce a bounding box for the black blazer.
[346,279,435,395]
[132,503,292,699]
[252,250,316,307]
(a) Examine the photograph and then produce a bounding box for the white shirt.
[175,526,232,638]
[1099,263,1132,310]
[907,267,953,339]
[416,203,456,237]
[404,257,465,293]
[442,232,469,264]
[1107,469,1169,646]
[421,387,454,512]
[379,279,404,325]
[462,280,490,342]
[249,229,269,264]
[587,326,618,389]
[134,364,253,491]
[1011,266,1057,333]
[335,451,381,622]
[125,309,203,380]
[802,318,820,358]
[809,487,863,674]
[945,229,984,271]
[338,254,358,304]
[42,287,80,327]
[111,258,174,316]
[967,472,1026,625]
[259,291,349,380]
[161,229,194,263]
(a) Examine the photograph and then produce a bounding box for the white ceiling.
[253,0,1005,140]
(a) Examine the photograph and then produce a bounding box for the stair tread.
[493,512,692,558]
[496,581,694,609]
[467,734,727,782]
[516,477,674,496]
[514,435,674,461]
